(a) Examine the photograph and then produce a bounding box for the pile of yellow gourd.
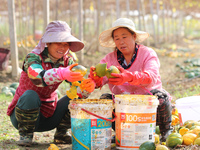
[139,106,200,150]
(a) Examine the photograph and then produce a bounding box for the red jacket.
[7,52,69,118]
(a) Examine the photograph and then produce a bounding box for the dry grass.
[1,39,200,149]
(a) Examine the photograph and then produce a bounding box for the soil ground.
[1,39,200,149]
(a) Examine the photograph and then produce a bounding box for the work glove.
[109,66,152,85]
[88,66,103,88]
[80,78,96,93]
[57,63,83,82]
[108,66,133,85]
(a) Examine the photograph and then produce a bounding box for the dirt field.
[1,39,200,149]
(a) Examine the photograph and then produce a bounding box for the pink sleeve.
[100,55,110,86]
[142,50,161,86]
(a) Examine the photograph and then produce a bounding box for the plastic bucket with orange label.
[114,95,159,150]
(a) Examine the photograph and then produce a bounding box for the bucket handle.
[111,84,153,104]
[81,108,117,122]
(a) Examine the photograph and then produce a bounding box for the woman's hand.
[108,66,133,85]
[109,66,152,85]
[88,66,103,88]
[80,78,96,93]
[57,63,84,82]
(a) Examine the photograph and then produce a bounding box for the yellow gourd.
[182,133,197,145]
[194,137,200,146]
[154,134,160,144]
[179,127,189,136]
[196,132,200,139]
[185,121,200,129]
[156,144,169,150]
[191,126,200,136]
[95,63,107,77]
[66,85,79,99]
[171,115,179,126]
[183,120,195,126]
[48,144,59,150]
[172,107,179,116]
[156,126,160,135]
[105,65,120,78]
[71,64,87,76]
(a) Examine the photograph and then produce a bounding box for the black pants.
[10,90,71,132]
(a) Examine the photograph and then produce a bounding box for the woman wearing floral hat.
[7,21,95,146]
[90,18,172,142]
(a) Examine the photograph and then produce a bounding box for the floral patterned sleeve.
[24,53,65,87]
[43,58,74,85]
[23,53,46,87]
[24,53,90,98]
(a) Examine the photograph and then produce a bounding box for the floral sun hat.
[32,21,84,54]
[99,18,149,47]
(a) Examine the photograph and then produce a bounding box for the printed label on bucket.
[71,118,112,150]
[116,112,156,149]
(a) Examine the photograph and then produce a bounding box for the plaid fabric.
[150,89,172,134]
[104,43,172,135]
[117,44,139,69]
[100,90,172,135]
[23,48,73,87]
[7,49,72,117]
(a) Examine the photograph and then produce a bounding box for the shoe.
[160,129,172,142]
[111,135,115,143]
[54,134,72,144]
[17,135,33,146]
[15,107,39,147]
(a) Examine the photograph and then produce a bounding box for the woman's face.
[47,42,69,59]
[113,27,136,55]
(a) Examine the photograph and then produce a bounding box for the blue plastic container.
[69,99,114,150]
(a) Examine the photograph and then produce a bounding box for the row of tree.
[3,0,200,77]
[3,0,200,45]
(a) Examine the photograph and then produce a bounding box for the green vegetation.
[173,85,200,101]
[0,95,18,146]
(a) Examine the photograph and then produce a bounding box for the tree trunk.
[156,0,160,45]
[116,0,120,19]
[55,0,59,20]
[68,0,72,28]
[126,0,130,18]
[149,0,156,46]
[166,4,170,43]
[178,12,184,40]
[141,0,149,46]
[78,0,84,63]
[33,0,36,40]
[7,0,19,78]
[43,0,49,32]
[18,0,23,38]
[162,1,166,43]
[172,14,176,43]
[137,0,141,30]
[96,0,101,52]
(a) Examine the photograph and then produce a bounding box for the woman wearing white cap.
[7,21,95,146]
[90,18,172,142]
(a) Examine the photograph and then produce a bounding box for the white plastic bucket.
[175,96,200,124]
[114,95,159,150]
[69,99,114,150]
